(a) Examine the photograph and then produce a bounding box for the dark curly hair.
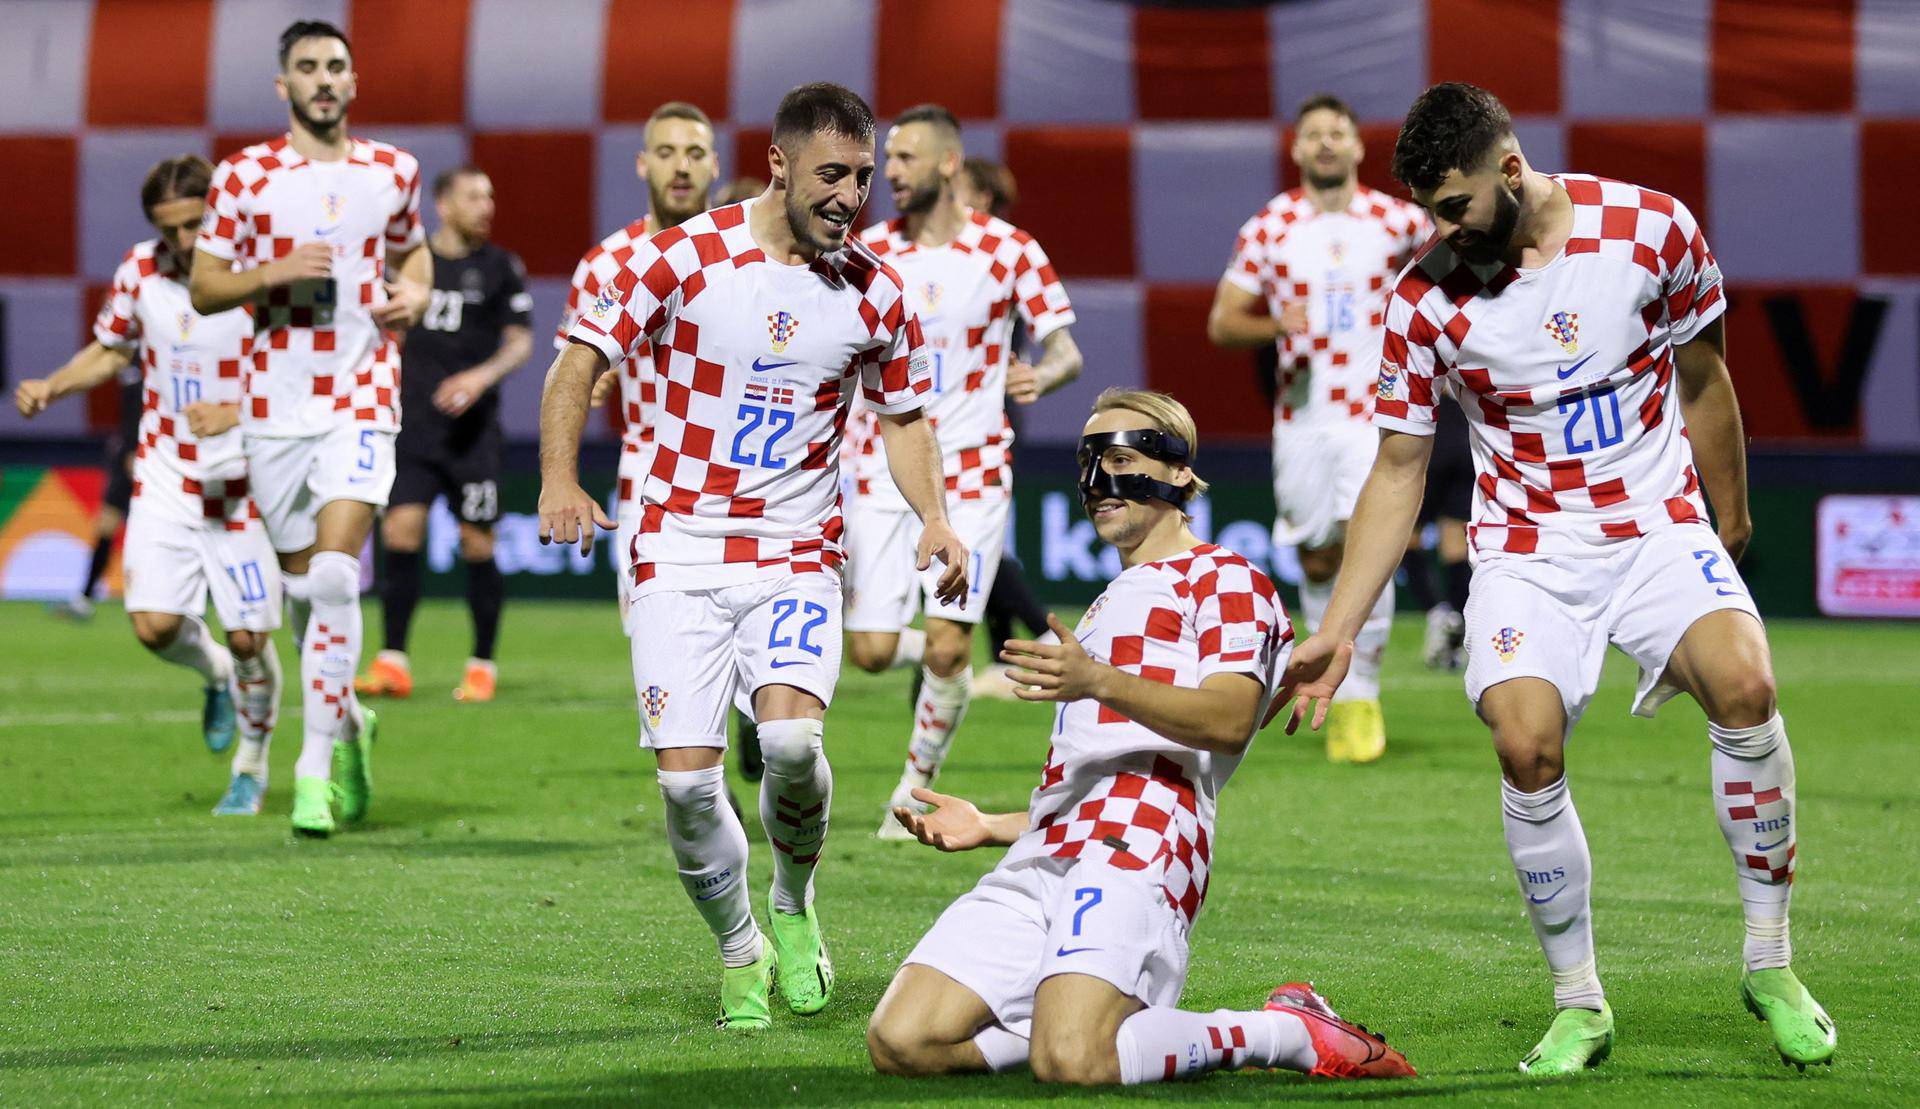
[1391,82,1512,192]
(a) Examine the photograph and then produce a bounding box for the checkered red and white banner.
[3,0,1918,449]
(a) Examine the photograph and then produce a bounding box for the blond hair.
[1090,388,1209,500]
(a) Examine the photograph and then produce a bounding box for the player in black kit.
[358,166,532,703]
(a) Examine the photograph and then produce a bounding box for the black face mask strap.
[1077,429,1194,508]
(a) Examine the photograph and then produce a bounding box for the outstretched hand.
[1280,633,1354,734]
[999,613,1106,703]
[891,788,993,852]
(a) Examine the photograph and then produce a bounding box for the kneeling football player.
[866,389,1414,1085]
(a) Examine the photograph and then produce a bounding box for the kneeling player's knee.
[756,717,824,778]
[865,1015,930,1076]
[1029,1031,1115,1086]
[307,550,360,607]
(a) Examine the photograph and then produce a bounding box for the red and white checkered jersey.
[558,215,660,508]
[1374,174,1727,558]
[566,198,932,594]
[1227,186,1428,428]
[845,209,1075,509]
[93,239,258,529]
[198,134,424,437]
[1001,543,1291,929]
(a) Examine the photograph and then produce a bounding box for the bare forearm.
[538,344,602,484]
[392,243,431,288]
[1207,308,1280,350]
[1033,329,1083,394]
[1680,374,1749,526]
[189,255,267,315]
[473,328,533,389]
[1090,670,1258,753]
[879,411,951,526]
[981,811,1030,846]
[1320,438,1430,641]
[47,344,131,399]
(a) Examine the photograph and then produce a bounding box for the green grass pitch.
[1,599,1915,1106]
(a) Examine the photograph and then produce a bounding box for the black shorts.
[391,429,502,525]
[1420,398,1473,525]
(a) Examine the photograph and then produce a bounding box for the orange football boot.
[453,659,497,703]
[355,650,413,699]
[1265,982,1416,1078]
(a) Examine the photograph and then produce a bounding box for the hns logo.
[176,311,195,339]
[1491,626,1526,663]
[767,310,801,353]
[1544,310,1579,355]
[320,192,346,223]
[641,685,670,728]
[1327,239,1346,265]
[919,281,944,312]
[745,381,796,406]
[1375,360,1403,402]
[1077,592,1110,635]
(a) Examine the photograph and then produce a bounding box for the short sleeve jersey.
[93,239,258,528]
[1373,175,1727,559]
[198,135,425,437]
[558,217,660,504]
[1227,186,1429,429]
[1000,544,1291,929]
[399,241,533,451]
[844,210,1075,508]
[566,198,933,594]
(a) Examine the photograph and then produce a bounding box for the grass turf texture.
[1,599,1914,1107]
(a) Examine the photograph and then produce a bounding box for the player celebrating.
[1207,94,1429,764]
[15,155,283,813]
[867,390,1412,1085]
[847,104,1082,836]
[1286,83,1834,1074]
[538,83,967,1029]
[190,20,431,838]
[357,167,532,703]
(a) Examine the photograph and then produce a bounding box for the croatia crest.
[1491,627,1525,663]
[767,310,800,353]
[641,684,670,728]
[321,191,346,223]
[920,281,944,311]
[1544,310,1579,354]
[1375,360,1402,402]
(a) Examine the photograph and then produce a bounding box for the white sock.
[1501,776,1604,1011]
[900,665,971,795]
[890,628,926,671]
[758,718,831,914]
[1115,1007,1313,1083]
[1297,576,1332,638]
[1710,714,1796,970]
[154,614,233,686]
[659,765,762,966]
[231,644,281,780]
[1340,579,1394,702]
[972,1024,1029,1073]
[295,552,361,781]
[282,571,311,643]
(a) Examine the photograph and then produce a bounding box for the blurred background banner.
[2,0,1917,606]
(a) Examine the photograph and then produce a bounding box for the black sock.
[985,568,1016,654]
[466,557,504,661]
[1400,546,1438,611]
[992,556,1051,638]
[382,548,422,653]
[82,535,113,598]
[1446,558,1472,614]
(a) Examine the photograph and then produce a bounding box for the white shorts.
[246,424,397,553]
[903,857,1189,1040]
[1271,422,1377,550]
[843,496,1008,631]
[627,573,843,748]
[1463,522,1763,726]
[123,500,282,633]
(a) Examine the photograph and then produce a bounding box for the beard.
[1454,181,1520,265]
[893,176,941,216]
[649,179,704,226]
[289,94,344,136]
[1303,164,1350,190]
[784,189,842,254]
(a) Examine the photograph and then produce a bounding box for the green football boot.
[333,707,376,823]
[1743,968,1836,1070]
[766,894,835,1015]
[290,775,336,838]
[1519,1002,1614,1075]
[717,943,776,1031]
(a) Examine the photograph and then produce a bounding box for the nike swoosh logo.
[1756,835,1789,852]
[1054,945,1100,957]
[1556,352,1599,380]
[1526,885,1567,905]
[769,659,806,669]
[695,888,728,901]
[752,358,797,374]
